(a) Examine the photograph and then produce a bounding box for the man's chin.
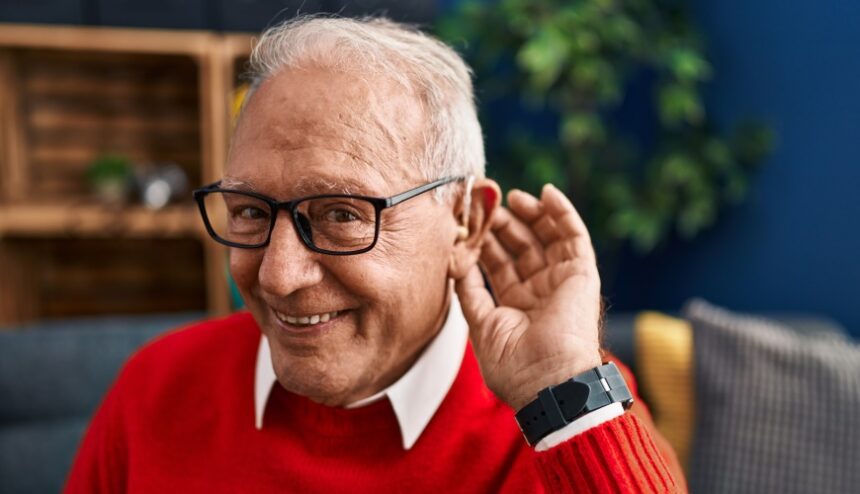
[269,345,368,406]
[274,370,364,407]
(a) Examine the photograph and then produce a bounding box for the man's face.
[225,67,459,406]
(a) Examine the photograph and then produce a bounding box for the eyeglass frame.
[192,176,466,255]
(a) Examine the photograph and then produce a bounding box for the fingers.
[492,206,541,258]
[532,214,562,246]
[540,184,591,243]
[490,206,547,279]
[506,189,543,222]
[480,232,522,296]
[479,233,542,308]
[507,185,591,243]
[511,185,595,264]
[454,264,496,330]
[483,184,595,284]
[507,188,562,246]
[542,184,597,263]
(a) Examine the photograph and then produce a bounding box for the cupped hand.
[455,184,603,411]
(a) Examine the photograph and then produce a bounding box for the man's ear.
[448,178,501,280]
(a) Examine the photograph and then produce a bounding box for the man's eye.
[324,209,359,223]
[236,207,268,220]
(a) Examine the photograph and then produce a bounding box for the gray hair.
[242,15,486,197]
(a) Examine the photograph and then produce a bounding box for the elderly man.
[67,16,684,493]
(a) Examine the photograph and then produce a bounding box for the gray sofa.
[0,313,203,494]
[0,310,845,494]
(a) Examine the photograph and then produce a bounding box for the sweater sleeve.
[527,351,685,492]
[534,412,681,493]
[64,374,129,493]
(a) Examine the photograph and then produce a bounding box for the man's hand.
[455,184,603,411]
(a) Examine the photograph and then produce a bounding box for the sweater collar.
[254,293,469,450]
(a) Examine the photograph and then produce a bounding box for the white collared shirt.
[254,293,623,451]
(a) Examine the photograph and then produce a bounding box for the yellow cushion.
[634,311,695,473]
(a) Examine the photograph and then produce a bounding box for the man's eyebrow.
[220,177,257,191]
[291,176,383,197]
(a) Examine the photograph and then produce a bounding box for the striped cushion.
[684,299,860,494]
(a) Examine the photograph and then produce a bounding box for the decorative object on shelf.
[86,154,133,205]
[134,162,189,210]
[437,1,775,254]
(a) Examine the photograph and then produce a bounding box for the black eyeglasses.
[192,176,464,255]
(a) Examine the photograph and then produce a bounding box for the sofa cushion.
[0,418,89,494]
[635,311,695,473]
[684,299,860,494]
[0,313,202,421]
[0,312,203,494]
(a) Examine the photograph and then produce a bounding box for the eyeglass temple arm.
[385,176,466,208]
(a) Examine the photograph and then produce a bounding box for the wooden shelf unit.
[0,24,254,324]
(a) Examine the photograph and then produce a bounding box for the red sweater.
[66,311,678,493]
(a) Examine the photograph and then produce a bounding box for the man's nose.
[258,211,324,297]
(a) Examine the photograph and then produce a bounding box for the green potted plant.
[437,0,775,256]
[86,154,133,205]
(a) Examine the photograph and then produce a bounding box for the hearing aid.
[457,176,476,240]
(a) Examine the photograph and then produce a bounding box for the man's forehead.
[243,66,424,145]
[226,66,426,195]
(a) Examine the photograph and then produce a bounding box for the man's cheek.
[367,230,417,269]
[229,250,262,290]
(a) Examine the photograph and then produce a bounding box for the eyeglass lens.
[202,191,378,252]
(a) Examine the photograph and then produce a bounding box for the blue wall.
[610,1,860,335]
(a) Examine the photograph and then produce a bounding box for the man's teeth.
[275,310,339,326]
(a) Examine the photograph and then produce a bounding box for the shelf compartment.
[0,25,254,324]
[0,237,207,320]
[6,48,202,199]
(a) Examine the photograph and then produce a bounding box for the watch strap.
[515,362,634,446]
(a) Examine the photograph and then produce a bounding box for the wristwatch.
[515,362,634,446]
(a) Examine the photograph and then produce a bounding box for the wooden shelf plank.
[0,202,206,239]
[0,24,217,56]
[0,24,254,58]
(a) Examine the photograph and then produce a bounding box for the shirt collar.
[254,293,469,450]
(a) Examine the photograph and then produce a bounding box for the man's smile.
[268,304,356,333]
[274,309,341,326]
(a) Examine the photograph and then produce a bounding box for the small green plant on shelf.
[86,154,133,205]
[437,0,775,254]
